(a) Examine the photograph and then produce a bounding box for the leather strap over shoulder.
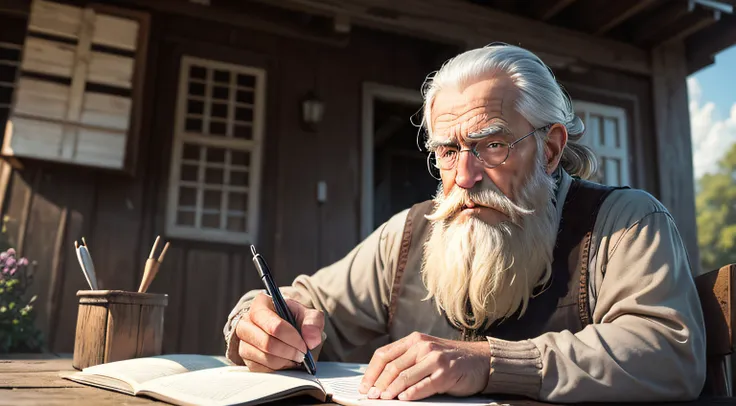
[387,201,434,330]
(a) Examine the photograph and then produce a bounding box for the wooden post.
[651,42,701,271]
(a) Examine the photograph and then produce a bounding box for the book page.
[316,363,497,406]
[66,354,231,394]
[138,366,326,406]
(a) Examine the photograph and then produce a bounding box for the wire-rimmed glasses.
[430,124,551,171]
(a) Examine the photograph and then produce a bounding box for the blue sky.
[688,44,736,179]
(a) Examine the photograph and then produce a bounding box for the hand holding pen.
[231,246,324,373]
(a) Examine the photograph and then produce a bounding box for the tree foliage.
[696,142,736,271]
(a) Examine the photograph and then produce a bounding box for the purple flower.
[0,252,7,260]
[9,268,16,276]
[6,248,15,257]
[5,258,16,268]
[18,258,28,267]
[2,267,8,274]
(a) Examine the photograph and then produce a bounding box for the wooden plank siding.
[0,1,697,356]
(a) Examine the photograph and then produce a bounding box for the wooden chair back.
[695,264,736,396]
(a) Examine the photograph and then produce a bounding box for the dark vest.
[387,179,625,341]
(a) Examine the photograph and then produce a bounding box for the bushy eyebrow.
[467,124,512,140]
[427,123,513,150]
[426,137,457,150]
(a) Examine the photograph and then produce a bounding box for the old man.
[223,44,706,402]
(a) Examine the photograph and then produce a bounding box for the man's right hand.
[235,292,325,372]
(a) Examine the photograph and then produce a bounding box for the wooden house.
[0,0,734,356]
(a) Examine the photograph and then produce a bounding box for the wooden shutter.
[1,0,148,171]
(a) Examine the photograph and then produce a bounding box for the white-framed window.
[572,100,630,187]
[165,56,265,245]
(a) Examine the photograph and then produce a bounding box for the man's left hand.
[357,332,490,401]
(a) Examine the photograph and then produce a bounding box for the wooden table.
[3,354,736,406]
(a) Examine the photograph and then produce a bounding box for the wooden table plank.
[0,387,166,405]
[0,359,76,373]
[2,354,736,405]
[0,371,81,388]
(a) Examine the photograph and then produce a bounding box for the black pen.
[250,245,317,375]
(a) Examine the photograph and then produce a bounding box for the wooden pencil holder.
[72,290,168,370]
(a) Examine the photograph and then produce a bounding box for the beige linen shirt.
[223,171,706,402]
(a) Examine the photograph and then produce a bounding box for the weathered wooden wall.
[0,0,698,356]
[0,1,457,356]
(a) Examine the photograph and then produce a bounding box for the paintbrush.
[138,236,170,293]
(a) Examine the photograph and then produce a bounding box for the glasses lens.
[477,142,510,167]
[435,146,457,169]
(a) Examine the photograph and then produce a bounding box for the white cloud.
[689,77,736,179]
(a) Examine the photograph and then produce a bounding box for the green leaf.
[697,142,736,271]
[0,306,6,313]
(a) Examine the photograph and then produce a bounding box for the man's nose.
[455,150,483,189]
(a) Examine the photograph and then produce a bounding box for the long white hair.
[421,44,597,179]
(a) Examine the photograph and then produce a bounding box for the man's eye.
[486,142,504,149]
[438,149,457,158]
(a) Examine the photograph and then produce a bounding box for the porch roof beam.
[686,12,736,73]
[527,0,578,21]
[630,1,695,45]
[592,0,661,35]
[252,0,651,75]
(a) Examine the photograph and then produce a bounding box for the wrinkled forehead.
[429,77,523,143]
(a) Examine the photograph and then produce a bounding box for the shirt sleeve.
[223,209,409,364]
[483,209,707,402]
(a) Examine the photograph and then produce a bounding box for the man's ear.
[543,123,567,175]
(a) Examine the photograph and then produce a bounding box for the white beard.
[421,160,558,331]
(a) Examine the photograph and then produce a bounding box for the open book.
[62,354,497,406]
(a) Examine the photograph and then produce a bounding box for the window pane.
[233,124,252,140]
[227,215,246,232]
[213,70,230,84]
[182,143,200,160]
[187,99,204,115]
[231,150,250,166]
[189,65,206,80]
[603,117,619,148]
[185,118,202,132]
[205,167,223,184]
[230,169,248,186]
[207,147,226,163]
[237,74,255,87]
[209,121,227,135]
[211,102,228,119]
[204,190,221,209]
[202,213,220,229]
[588,115,601,148]
[180,164,198,181]
[228,192,247,211]
[188,82,205,96]
[212,86,229,100]
[236,107,253,122]
[604,157,621,186]
[237,90,254,104]
[177,211,195,226]
[178,187,196,206]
